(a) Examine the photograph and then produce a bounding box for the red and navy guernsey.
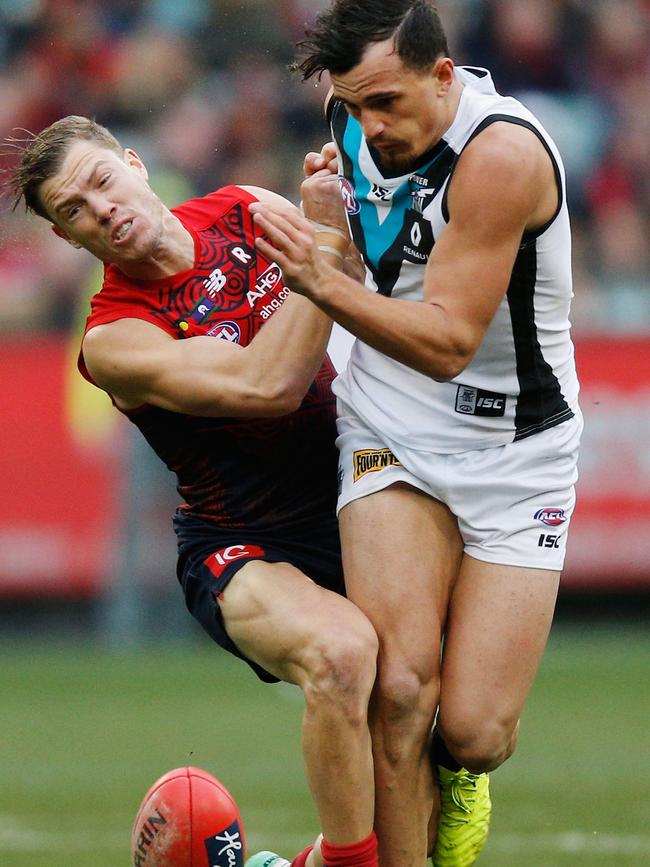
[78,185,339,534]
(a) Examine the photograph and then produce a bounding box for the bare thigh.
[218,559,374,686]
[339,483,463,682]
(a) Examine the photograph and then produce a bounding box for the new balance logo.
[204,268,227,297]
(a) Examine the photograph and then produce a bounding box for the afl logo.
[206,320,241,343]
[534,508,567,527]
[340,178,360,215]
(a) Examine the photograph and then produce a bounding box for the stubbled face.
[331,39,455,172]
[39,140,165,266]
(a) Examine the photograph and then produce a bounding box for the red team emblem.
[206,321,241,342]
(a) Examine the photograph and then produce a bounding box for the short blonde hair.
[9,115,124,221]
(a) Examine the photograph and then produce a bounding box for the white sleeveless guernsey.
[329,66,579,453]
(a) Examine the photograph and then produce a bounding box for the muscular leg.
[339,484,463,867]
[219,560,378,847]
[438,555,560,773]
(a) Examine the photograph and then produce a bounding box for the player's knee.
[302,620,378,723]
[374,664,439,758]
[440,716,519,773]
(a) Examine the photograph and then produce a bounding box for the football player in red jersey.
[9,116,379,867]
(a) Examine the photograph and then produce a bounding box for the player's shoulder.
[82,318,174,401]
[237,185,294,210]
[171,186,255,229]
[83,317,172,359]
[454,120,552,208]
[173,185,293,230]
[449,120,558,232]
[463,120,545,169]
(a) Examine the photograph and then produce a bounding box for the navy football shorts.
[174,512,344,682]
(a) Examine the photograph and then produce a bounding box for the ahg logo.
[255,262,282,293]
[247,263,282,308]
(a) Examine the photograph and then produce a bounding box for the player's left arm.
[413,121,558,378]
[253,123,557,381]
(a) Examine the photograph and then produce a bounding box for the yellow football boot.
[431,767,491,866]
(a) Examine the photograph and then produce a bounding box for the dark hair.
[6,115,123,221]
[295,0,449,80]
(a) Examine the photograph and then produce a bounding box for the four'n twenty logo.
[204,821,244,867]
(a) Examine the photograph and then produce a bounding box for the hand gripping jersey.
[79,186,339,533]
[330,67,580,453]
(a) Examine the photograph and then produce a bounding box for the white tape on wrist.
[317,245,345,260]
[308,220,348,240]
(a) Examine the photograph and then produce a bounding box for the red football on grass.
[131,766,246,867]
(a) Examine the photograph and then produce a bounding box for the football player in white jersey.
[249,2,582,867]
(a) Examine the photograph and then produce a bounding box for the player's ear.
[124,148,149,181]
[433,57,454,93]
[51,224,82,248]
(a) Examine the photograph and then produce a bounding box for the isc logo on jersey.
[353,448,401,482]
[455,386,506,417]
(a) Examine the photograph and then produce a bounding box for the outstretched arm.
[82,182,349,417]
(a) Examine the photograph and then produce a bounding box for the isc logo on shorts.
[353,448,401,482]
[204,544,266,579]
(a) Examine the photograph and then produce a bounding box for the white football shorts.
[336,402,583,571]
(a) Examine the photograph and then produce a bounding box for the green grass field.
[1,624,649,867]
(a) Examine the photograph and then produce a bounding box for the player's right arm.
[83,180,350,419]
[82,286,329,418]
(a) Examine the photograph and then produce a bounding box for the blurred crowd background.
[1,0,649,335]
[1,0,649,612]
